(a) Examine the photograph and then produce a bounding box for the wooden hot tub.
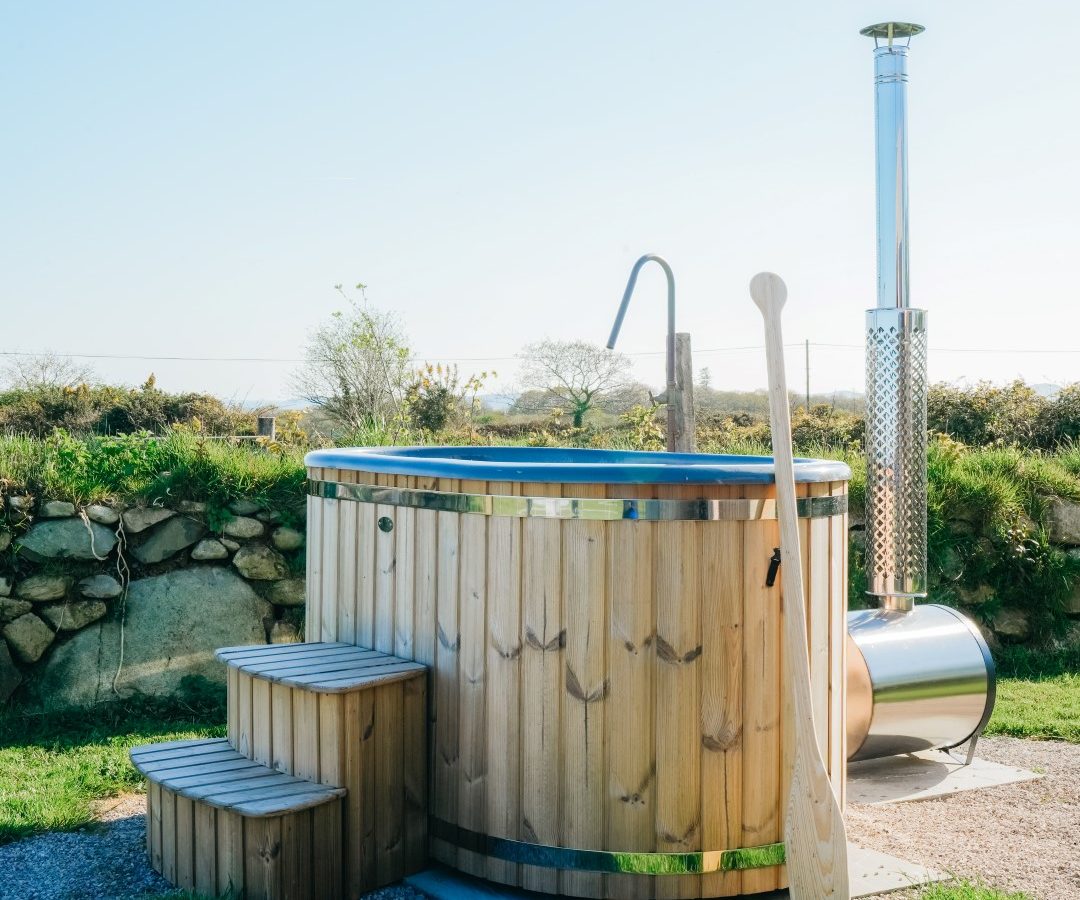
[303,447,850,898]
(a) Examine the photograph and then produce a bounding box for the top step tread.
[130,738,345,817]
[214,641,426,693]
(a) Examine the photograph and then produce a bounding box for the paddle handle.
[751,272,850,898]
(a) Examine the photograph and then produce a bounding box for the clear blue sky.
[3,2,1078,404]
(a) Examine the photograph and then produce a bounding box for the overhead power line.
[1,342,1077,366]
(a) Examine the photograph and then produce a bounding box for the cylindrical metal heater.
[846,605,996,762]
[849,23,996,761]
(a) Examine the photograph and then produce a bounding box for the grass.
[986,674,1080,742]
[980,644,1080,743]
[917,879,1033,899]
[0,429,305,510]
[0,698,224,845]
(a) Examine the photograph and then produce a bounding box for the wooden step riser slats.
[145,780,342,899]
[220,644,429,899]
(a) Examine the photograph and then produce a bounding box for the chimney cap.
[860,22,925,41]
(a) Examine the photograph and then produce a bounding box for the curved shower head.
[605,254,676,392]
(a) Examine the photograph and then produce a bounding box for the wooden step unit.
[131,737,345,899]
[216,641,429,899]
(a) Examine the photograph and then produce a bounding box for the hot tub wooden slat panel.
[306,467,324,643]
[485,481,522,886]
[414,496,439,671]
[375,474,397,655]
[518,481,562,896]
[432,478,462,873]
[700,485,742,899]
[560,483,608,899]
[395,477,416,660]
[829,481,848,807]
[808,482,832,764]
[320,482,340,644]
[655,485,703,900]
[605,483,656,900]
[338,469,359,645]
[457,479,488,879]
[741,510,781,895]
[353,470,378,649]
[306,467,847,899]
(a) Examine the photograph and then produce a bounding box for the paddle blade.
[749,272,788,318]
[785,750,850,898]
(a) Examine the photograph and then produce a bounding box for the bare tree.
[292,285,412,432]
[518,340,633,427]
[2,351,96,390]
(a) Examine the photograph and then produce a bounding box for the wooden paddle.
[750,272,850,899]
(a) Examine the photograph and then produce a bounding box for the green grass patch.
[0,698,224,845]
[985,674,1080,742]
[0,430,305,509]
[917,878,1033,899]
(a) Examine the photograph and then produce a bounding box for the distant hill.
[1032,383,1062,398]
[479,393,516,412]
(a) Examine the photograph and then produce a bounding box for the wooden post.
[805,339,811,411]
[257,416,276,440]
[672,332,696,453]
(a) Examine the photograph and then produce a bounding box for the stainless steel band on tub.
[307,479,847,522]
[430,817,786,874]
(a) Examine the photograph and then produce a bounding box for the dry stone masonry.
[0,492,305,709]
[4,486,1077,712]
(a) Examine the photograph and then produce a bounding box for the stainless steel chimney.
[861,22,928,612]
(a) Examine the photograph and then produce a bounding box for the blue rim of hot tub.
[304,447,851,485]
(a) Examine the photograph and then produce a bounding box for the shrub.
[0,381,259,437]
[927,380,1080,449]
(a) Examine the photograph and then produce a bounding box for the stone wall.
[0,494,308,711]
[850,498,1080,648]
[4,489,1079,712]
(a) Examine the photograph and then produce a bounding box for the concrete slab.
[847,749,1041,805]
[849,844,944,897]
[404,844,945,899]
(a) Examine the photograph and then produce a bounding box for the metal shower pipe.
[606,254,679,452]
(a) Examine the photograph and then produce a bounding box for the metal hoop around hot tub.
[306,478,846,521]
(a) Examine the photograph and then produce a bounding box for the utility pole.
[805,339,811,411]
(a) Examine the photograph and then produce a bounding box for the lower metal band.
[307,480,846,522]
[429,818,785,875]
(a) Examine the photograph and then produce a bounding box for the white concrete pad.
[849,844,944,897]
[847,749,1042,805]
[404,843,945,899]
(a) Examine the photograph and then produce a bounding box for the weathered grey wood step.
[216,641,429,899]
[130,738,345,817]
[132,737,345,898]
[215,640,426,692]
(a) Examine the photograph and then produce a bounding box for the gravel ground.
[854,736,1080,900]
[0,737,1073,899]
[0,795,171,900]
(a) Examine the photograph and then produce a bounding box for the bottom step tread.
[130,738,345,817]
